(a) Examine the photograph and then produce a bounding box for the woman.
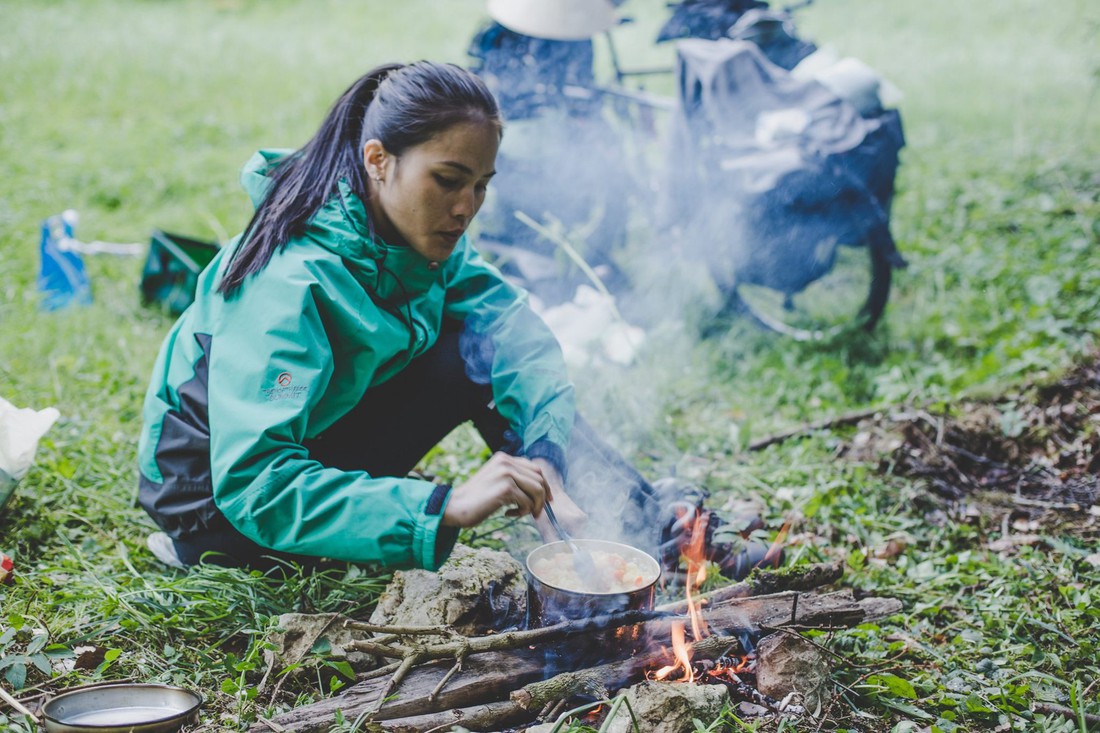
[138,61,766,576]
[139,61,626,571]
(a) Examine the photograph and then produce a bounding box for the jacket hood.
[239,149,445,295]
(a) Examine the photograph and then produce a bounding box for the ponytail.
[218,63,403,295]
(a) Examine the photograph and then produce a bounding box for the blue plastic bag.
[38,210,92,311]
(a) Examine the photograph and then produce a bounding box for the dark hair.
[218,61,502,295]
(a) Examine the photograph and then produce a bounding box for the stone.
[754,632,831,715]
[368,544,528,636]
[603,680,729,733]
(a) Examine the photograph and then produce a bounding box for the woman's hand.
[531,458,589,542]
[442,452,553,528]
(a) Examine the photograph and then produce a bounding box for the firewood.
[360,637,751,733]
[510,635,745,712]
[255,652,546,732]
[747,407,887,451]
[357,700,531,733]
[658,561,843,614]
[254,585,899,732]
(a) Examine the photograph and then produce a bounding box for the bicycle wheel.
[729,241,893,341]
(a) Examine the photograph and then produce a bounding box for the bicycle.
[469,0,906,341]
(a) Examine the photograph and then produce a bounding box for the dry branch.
[747,408,887,451]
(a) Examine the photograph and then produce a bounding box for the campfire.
[253,530,900,733]
[643,510,789,719]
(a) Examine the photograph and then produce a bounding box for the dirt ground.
[843,352,1100,544]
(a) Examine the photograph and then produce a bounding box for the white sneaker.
[146,531,186,570]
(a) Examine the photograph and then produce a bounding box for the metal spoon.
[543,502,597,579]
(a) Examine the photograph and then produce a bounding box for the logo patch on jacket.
[264,370,307,401]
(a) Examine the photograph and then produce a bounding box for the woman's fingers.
[488,453,548,518]
[443,453,553,527]
[530,457,561,505]
[502,479,535,517]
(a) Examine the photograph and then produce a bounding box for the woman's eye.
[433,174,461,190]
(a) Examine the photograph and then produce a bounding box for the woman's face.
[364,119,499,264]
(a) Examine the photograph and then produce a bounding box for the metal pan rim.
[41,682,202,729]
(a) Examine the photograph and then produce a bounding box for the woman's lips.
[439,230,463,245]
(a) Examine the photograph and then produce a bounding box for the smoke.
[468,22,904,547]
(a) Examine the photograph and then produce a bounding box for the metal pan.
[526,539,661,671]
[526,538,661,628]
[41,683,201,733]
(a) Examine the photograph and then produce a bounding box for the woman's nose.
[453,188,477,221]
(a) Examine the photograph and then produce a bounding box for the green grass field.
[1,1,1098,731]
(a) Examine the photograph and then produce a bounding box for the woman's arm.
[442,238,576,474]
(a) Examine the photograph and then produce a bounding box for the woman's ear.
[362,139,388,183]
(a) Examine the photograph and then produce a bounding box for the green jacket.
[138,150,574,570]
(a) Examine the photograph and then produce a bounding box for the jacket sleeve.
[443,238,575,473]
[206,264,457,570]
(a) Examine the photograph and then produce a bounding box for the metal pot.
[41,683,202,733]
[525,538,661,628]
[526,539,660,671]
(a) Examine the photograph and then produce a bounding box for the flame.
[651,511,714,682]
[762,517,791,568]
[650,510,772,684]
[653,621,694,682]
[683,510,710,640]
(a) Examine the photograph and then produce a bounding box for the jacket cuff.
[525,439,567,481]
[415,483,459,570]
[426,483,451,516]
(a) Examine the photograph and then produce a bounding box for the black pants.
[173,323,662,569]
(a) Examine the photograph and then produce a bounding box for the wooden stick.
[0,686,39,723]
[747,408,886,451]
[343,622,459,638]
[428,657,464,702]
[358,661,403,681]
[364,699,531,733]
[370,654,423,715]
[346,608,668,661]
[1033,702,1100,727]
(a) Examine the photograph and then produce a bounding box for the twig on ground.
[1033,702,1100,727]
[747,407,890,451]
[0,685,39,723]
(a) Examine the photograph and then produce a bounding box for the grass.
[1,0,1099,731]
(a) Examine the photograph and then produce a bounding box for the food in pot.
[530,548,654,593]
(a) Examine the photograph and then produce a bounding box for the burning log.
[510,634,747,713]
[658,561,844,614]
[252,563,898,733]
